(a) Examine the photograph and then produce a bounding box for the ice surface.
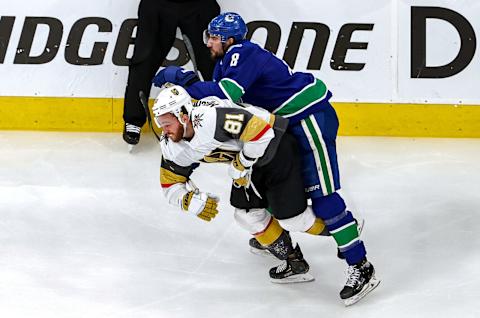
[1,131,479,318]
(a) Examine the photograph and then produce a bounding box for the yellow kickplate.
[1,96,479,137]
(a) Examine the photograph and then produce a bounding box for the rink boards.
[1,0,479,136]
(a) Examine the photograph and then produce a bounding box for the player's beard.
[210,47,225,61]
[168,125,184,142]
[210,51,225,61]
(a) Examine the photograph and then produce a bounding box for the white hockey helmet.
[152,85,193,128]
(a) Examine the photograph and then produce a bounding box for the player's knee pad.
[278,206,327,235]
[312,193,355,231]
[311,192,346,220]
[233,208,271,235]
[276,206,312,231]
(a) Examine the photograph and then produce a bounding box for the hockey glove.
[228,152,257,188]
[181,190,219,222]
[152,66,199,88]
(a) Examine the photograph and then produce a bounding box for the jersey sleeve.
[186,43,268,103]
[159,136,202,209]
[160,157,199,208]
[214,107,275,160]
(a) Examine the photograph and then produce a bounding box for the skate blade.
[357,218,365,236]
[344,276,381,306]
[128,144,136,153]
[270,273,315,284]
[250,247,277,259]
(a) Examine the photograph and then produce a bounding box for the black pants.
[123,0,220,127]
[230,133,308,220]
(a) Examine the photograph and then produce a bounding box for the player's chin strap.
[179,115,189,138]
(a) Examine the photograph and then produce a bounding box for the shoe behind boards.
[123,123,141,152]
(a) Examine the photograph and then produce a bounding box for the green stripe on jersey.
[219,78,245,102]
[274,79,328,117]
[304,116,333,194]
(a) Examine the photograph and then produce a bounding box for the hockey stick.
[182,33,204,81]
[139,90,162,142]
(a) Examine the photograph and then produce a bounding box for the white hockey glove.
[181,190,219,222]
[228,152,257,188]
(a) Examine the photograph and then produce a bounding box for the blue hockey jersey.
[186,40,333,125]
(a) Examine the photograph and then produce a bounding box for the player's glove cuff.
[181,191,219,222]
[228,152,256,187]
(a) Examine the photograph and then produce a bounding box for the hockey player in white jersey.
[153,13,380,306]
[153,85,343,284]
[153,85,379,304]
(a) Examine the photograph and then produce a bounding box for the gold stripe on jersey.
[268,114,275,126]
[255,218,283,246]
[160,167,188,188]
[306,218,327,235]
[239,116,271,142]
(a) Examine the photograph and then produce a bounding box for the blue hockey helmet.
[207,12,247,43]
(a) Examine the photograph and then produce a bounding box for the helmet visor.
[203,29,222,44]
[154,114,178,129]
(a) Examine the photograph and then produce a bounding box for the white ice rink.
[1,131,479,318]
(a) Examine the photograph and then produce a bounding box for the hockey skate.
[340,259,380,306]
[249,218,365,260]
[249,235,281,259]
[123,123,141,152]
[269,244,314,284]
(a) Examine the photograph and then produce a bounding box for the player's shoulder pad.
[192,96,222,108]
[224,41,258,59]
[225,43,244,55]
[189,103,217,131]
[226,40,260,52]
[223,42,266,71]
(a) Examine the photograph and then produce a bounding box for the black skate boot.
[249,231,291,259]
[340,258,380,306]
[123,123,141,151]
[249,237,276,258]
[269,244,314,284]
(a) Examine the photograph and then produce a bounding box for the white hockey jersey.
[159,96,289,208]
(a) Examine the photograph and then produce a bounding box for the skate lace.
[126,124,141,133]
[345,265,361,287]
[275,261,288,273]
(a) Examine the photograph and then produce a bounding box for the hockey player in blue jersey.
[152,12,379,305]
